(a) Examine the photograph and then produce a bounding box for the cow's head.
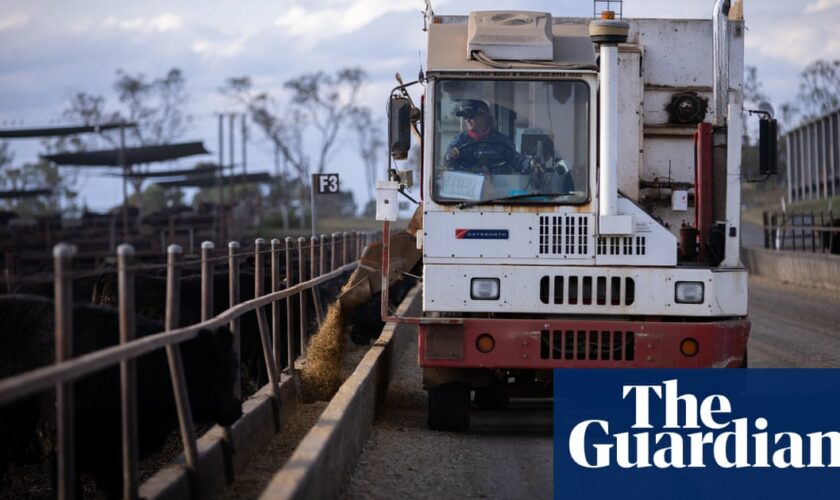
[188,327,242,426]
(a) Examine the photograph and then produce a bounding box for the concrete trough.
[743,247,840,291]
[259,285,421,500]
[140,285,419,500]
[140,373,296,500]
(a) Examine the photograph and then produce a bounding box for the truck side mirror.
[759,118,778,175]
[389,96,412,160]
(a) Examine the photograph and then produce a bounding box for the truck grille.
[539,215,590,256]
[539,275,635,306]
[596,236,647,256]
[539,330,635,361]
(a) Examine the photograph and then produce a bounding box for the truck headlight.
[471,278,500,300]
[675,282,704,304]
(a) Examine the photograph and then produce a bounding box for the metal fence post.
[330,232,337,272]
[285,237,295,370]
[320,234,327,276]
[298,237,307,355]
[54,243,77,500]
[342,231,348,266]
[254,239,281,415]
[164,244,199,473]
[820,212,826,253]
[800,212,806,250]
[271,238,282,373]
[311,235,323,327]
[228,242,241,401]
[201,242,214,321]
[118,244,139,500]
[781,213,788,250]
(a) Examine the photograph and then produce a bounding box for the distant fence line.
[762,211,840,254]
[0,230,377,500]
[784,107,840,203]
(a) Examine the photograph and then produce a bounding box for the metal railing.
[0,230,376,500]
[762,211,840,254]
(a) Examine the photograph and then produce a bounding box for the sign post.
[312,173,340,237]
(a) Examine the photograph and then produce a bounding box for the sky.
[1,0,839,213]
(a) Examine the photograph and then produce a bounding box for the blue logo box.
[554,369,840,500]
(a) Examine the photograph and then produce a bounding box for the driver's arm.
[443,134,468,168]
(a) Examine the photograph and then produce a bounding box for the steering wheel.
[450,140,520,173]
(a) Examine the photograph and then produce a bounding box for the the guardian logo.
[568,379,840,469]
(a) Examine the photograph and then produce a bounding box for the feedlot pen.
[0,231,377,499]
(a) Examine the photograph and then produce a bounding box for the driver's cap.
[455,99,489,118]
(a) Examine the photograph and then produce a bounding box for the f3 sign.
[314,174,340,194]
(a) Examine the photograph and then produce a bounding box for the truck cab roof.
[427,14,597,73]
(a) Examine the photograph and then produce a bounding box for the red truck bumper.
[418,318,750,369]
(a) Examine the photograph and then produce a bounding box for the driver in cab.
[443,99,529,174]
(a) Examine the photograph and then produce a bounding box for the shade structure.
[0,122,135,139]
[105,166,221,179]
[41,141,209,166]
[0,188,52,199]
[153,172,272,188]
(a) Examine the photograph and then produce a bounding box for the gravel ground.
[747,274,840,367]
[342,334,553,500]
[0,422,213,500]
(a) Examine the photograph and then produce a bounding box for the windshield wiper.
[456,192,569,209]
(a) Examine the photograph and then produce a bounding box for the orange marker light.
[680,338,699,357]
[476,334,495,353]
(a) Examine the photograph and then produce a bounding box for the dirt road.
[748,275,840,367]
[342,332,552,500]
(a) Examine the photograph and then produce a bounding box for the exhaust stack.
[590,11,631,234]
[713,0,731,126]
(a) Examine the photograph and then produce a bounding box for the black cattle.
[0,294,241,499]
[91,267,350,393]
[347,277,418,345]
[11,271,104,303]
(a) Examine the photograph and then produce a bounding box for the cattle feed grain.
[300,303,347,402]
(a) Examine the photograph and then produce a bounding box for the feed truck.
[374,0,777,431]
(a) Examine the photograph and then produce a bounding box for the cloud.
[0,12,29,31]
[273,0,422,43]
[101,14,184,33]
[191,35,250,59]
[745,21,840,66]
[805,0,840,14]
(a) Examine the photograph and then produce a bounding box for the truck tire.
[474,386,509,411]
[427,382,470,432]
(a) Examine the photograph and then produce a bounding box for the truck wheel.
[427,382,470,432]
[474,386,509,411]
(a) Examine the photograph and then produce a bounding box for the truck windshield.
[433,79,589,205]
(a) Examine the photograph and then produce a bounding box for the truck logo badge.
[455,229,509,240]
